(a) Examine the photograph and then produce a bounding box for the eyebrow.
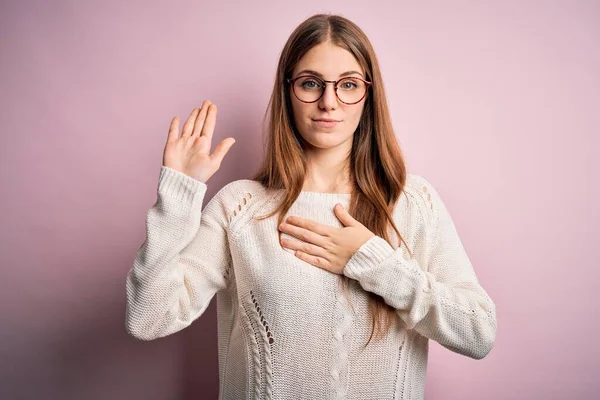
[295,69,364,79]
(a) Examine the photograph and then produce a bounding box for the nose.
[318,82,338,110]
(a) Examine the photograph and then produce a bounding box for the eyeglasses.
[286,75,372,105]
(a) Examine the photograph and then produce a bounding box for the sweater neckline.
[298,190,352,197]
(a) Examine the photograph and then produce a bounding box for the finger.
[285,216,332,236]
[279,222,328,248]
[295,251,331,271]
[201,104,218,142]
[167,116,180,143]
[191,100,211,138]
[209,137,236,165]
[182,108,200,138]
[281,237,329,259]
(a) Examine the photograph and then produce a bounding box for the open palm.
[162,100,236,183]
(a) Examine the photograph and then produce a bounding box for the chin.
[303,131,352,149]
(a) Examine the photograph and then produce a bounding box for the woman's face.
[289,41,367,151]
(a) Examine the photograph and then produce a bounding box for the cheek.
[349,106,365,125]
[291,100,312,126]
[341,108,363,134]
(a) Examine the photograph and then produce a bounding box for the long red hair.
[252,13,413,348]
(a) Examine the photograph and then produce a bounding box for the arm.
[342,177,497,359]
[125,166,232,340]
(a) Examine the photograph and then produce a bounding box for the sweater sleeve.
[342,177,497,360]
[125,166,232,340]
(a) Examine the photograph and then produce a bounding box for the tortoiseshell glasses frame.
[286,75,372,105]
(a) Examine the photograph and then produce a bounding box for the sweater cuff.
[158,166,207,205]
[343,235,395,280]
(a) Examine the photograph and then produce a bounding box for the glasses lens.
[293,76,367,103]
[293,76,323,102]
[336,78,367,104]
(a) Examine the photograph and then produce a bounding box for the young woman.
[126,13,497,400]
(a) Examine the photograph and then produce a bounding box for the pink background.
[1,1,598,399]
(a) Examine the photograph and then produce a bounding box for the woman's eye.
[301,79,320,89]
[340,80,358,89]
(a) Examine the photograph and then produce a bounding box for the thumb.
[334,203,356,227]
[211,138,236,164]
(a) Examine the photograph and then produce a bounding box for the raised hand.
[162,100,236,183]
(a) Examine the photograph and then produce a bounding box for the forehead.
[293,41,363,78]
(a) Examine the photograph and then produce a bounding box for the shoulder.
[218,179,271,207]
[400,173,445,232]
[404,173,436,206]
[202,178,271,225]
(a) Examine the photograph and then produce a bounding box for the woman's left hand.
[278,203,376,275]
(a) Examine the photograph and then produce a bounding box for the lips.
[312,118,341,128]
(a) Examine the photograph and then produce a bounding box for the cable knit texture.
[125,166,497,400]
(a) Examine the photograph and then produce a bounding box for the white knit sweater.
[125,166,497,400]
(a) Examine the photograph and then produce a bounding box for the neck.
[302,159,352,193]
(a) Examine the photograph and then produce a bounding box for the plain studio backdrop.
[1,1,598,399]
